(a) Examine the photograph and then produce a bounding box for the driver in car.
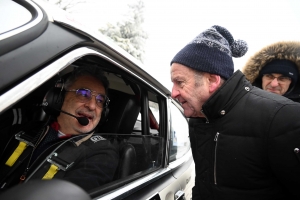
[0,65,119,192]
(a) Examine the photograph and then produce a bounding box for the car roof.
[0,0,170,97]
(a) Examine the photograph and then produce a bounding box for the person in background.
[0,65,119,192]
[243,41,300,101]
[170,25,300,200]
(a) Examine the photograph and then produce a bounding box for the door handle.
[175,190,185,200]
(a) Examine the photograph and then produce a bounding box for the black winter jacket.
[190,70,300,200]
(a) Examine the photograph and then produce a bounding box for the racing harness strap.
[5,142,27,167]
[5,132,34,167]
[41,133,93,180]
[43,164,59,179]
[42,152,75,180]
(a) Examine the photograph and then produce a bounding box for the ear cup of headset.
[42,87,65,116]
[99,107,109,125]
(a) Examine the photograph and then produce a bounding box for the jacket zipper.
[201,110,209,123]
[214,132,219,185]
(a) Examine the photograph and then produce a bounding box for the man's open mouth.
[78,113,93,120]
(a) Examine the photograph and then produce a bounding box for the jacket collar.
[201,70,252,122]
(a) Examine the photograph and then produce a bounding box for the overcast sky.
[59,0,300,90]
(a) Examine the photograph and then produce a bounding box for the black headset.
[42,79,65,116]
[42,78,109,124]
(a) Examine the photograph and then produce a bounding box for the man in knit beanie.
[170,25,300,199]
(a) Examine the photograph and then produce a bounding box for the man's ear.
[208,74,222,93]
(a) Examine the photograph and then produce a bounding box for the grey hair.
[64,65,109,94]
[194,70,205,87]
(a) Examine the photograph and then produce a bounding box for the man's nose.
[171,85,180,98]
[85,96,97,110]
[270,78,279,87]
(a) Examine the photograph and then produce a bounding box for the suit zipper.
[214,132,219,185]
[201,110,209,123]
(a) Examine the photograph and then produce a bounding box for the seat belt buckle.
[46,152,74,171]
[15,132,34,147]
[5,132,35,167]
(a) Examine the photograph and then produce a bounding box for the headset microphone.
[59,109,89,126]
[76,116,89,126]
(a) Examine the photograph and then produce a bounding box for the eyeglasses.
[263,74,291,84]
[66,88,110,108]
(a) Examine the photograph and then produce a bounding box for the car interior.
[0,54,166,197]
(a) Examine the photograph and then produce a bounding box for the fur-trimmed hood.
[242,41,300,85]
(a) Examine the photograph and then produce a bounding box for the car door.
[0,0,194,199]
[158,100,194,200]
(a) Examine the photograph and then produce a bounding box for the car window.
[0,53,165,196]
[133,94,160,137]
[169,102,190,162]
[149,101,159,122]
[0,0,32,34]
[149,98,160,136]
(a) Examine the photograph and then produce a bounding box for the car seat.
[98,89,140,179]
[98,89,140,134]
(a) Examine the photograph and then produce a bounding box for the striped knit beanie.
[171,25,248,79]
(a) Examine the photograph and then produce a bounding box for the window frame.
[0,0,48,57]
[0,47,175,199]
[168,99,190,163]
